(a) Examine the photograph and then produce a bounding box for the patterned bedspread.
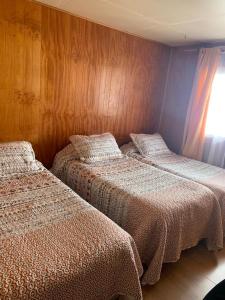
[52,147,223,285]
[0,169,143,300]
[121,142,225,232]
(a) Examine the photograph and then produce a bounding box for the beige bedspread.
[0,169,143,300]
[52,146,223,285]
[121,142,225,232]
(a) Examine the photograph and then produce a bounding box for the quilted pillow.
[69,133,123,163]
[51,143,79,178]
[0,141,40,176]
[120,142,139,155]
[130,133,170,157]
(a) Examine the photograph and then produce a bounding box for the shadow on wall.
[158,47,199,154]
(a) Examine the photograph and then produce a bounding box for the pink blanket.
[0,168,143,300]
[52,145,223,285]
[121,142,225,232]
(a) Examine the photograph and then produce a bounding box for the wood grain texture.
[0,0,170,167]
[0,0,41,156]
[159,47,199,154]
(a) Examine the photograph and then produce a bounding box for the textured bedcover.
[52,151,223,285]
[0,169,143,300]
[122,143,225,232]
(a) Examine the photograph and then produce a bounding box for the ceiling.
[37,0,225,46]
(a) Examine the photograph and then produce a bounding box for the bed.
[52,142,223,286]
[121,133,225,231]
[0,142,143,300]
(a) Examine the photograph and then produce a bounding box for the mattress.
[121,142,225,232]
[0,167,143,300]
[52,145,223,285]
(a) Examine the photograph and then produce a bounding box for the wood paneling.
[0,0,41,154]
[159,47,199,153]
[0,0,170,167]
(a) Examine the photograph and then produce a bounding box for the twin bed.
[121,133,225,230]
[0,142,142,300]
[1,133,225,299]
[52,138,224,285]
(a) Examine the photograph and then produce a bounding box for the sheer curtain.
[203,52,225,168]
[182,47,221,161]
[182,47,225,168]
[203,137,225,168]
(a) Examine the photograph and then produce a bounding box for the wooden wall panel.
[159,47,199,153]
[0,0,41,154]
[0,0,170,167]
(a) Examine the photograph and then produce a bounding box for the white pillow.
[0,141,40,176]
[120,142,139,155]
[69,133,123,163]
[130,133,170,157]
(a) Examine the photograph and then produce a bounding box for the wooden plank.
[143,243,225,300]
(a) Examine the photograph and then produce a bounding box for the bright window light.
[205,73,225,137]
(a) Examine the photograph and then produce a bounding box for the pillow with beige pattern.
[69,133,123,163]
[130,133,171,157]
[0,141,40,176]
[51,143,80,177]
[120,142,139,156]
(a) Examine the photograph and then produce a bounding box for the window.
[205,63,225,138]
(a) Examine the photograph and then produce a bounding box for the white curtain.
[203,50,225,168]
[181,48,221,160]
[204,137,225,168]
